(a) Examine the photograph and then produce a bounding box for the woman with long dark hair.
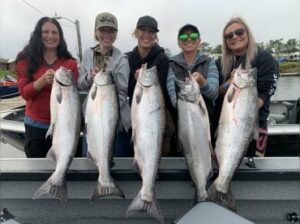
[16,17,79,158]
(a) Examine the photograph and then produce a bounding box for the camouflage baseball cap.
[95,12,118,31]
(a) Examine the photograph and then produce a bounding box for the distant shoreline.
[279,72,300,76]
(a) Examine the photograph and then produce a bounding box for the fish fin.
[56,86,63,104]
[90,85,97,100]
[126,192,164,224]
[87,151,94,160]
[135,86,143,105]
[208,141,214,156]
[46,123,54,139]
[132,159,141,176]
[46,148,56,161]
[33,178,67,204]
[198,97,207,114]
[131,129,136,146]
[91,182,125,201]
[193,188,207,205]
[226,86,235,103]
[207,183,237,212]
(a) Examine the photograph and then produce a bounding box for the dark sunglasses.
[178,32,199,41]
[224,28,246,40]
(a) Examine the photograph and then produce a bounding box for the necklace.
[44,58,57,68]
[46,62,54,68]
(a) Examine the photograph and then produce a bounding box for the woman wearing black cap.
[127,16,170,106]
[126,15,175,156]
[167,24,219,137]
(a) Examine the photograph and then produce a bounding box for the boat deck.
[1,157,299,224]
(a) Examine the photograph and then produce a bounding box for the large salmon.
[126,64,165,223]
[176,76,212,203]
[34,66,82,203]
[208,67,259,211]
[85,70,124,200]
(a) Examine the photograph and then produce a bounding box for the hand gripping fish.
[85,69,124,200]
[176,76,212,203]
[126,64,166,223]
[33,66,82,203]
[208,67,259,211]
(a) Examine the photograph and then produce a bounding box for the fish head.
[176,76,200,102]
[93,70,113,86]
[137,64,158,87]
[233,67,257,89]
[54,66,74,86]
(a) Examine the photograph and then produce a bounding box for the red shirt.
[16,58,79,124]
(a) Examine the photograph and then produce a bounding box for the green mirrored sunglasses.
[178,32,200,41]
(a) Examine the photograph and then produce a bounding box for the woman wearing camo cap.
[78,12,131,157]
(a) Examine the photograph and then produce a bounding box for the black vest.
[169,56,215,124]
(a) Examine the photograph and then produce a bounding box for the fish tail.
[193,190,207,205]
[126,192,164,223]
[33,178,67,204]
[207,182,237,212]
[91,183,125,201]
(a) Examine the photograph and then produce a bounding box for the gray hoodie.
[78,45,131,131]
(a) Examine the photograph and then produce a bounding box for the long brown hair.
[221,16,257,79]
[16,17,73,80]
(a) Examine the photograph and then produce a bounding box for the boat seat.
[172,202,254,224]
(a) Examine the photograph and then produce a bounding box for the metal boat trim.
[1,157,299,181]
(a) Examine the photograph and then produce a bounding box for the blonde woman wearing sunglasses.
[167,24,220,129]
[212,16,278,158]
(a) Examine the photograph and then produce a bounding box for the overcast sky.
[0,0,299,60]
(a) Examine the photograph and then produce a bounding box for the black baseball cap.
[178,24,200,37]
[136,15,159,32]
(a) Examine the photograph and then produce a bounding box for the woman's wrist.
[33,78,47,91]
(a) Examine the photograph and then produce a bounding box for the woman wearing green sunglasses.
[167,24,219,131]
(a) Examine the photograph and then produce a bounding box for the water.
[272,75,300,101]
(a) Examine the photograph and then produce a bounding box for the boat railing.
[1,157,299,182]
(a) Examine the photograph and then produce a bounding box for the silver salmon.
[34,66,82,203]
[126,64,165,223]
[208,67,258,211]
[176,76,212,203]
[85,70,124,200]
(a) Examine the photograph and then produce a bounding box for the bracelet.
[223,82,230,90]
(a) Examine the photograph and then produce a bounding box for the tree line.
[165,38,300,57]
[199,38,300,56]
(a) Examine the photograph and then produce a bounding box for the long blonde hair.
[221,16,257,79]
